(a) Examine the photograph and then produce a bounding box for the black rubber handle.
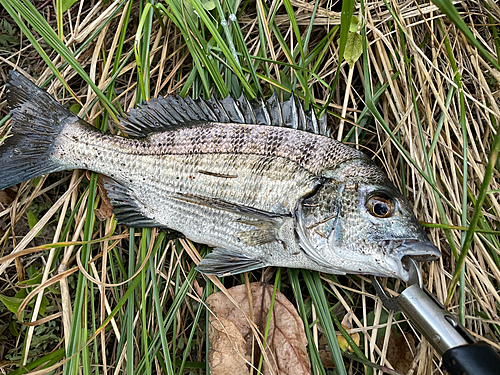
[442,341,500,375]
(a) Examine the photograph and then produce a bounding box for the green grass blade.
[56,0,63,39]
[135,3,155,102]
[303,270,347,375]
[431,0,500,71]
[126,228,136,375]
[320,0,356,115]
[140,230,151,375]
[1,1,76,99]
[8,348,65,375]
[4,0,121,120]
[447,116,500,304]
[289,269,327,375]
[63,174,97,375]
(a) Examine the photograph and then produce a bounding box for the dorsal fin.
[220,95,245,123]
[119,92,328,138]
[266,92,284,126]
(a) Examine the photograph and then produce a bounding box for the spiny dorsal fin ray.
[194,96,218,122]
[206,97,230,123]
[237,94,257,124]
[281,92,299,130]
[266,92,283,126]
[250,97,272,125]
[296,96,308,131]
[119,92,328,138]
[221,95,245,123]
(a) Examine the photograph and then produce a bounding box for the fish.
[0,71,440,281]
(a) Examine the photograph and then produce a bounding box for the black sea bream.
[0,71,440,280]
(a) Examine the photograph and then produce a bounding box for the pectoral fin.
[169,192,287,219]
[169,193,286,245]
[235,223,278,246]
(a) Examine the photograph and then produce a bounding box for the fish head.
[298,159,441,281]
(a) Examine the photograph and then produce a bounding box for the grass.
[0,0,499,374]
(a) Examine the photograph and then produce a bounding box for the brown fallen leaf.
[337,310,360,353]
[209,315,251,375]
[318,344,337,369]
[95,174,114,221]
[0,189,16,236]
[0,189,16,207]
[378,330,416,374]
[206,282,311,375]
[319,310,360,368]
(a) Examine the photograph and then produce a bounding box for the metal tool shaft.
[372,259,500,374]
[398,284,473,356]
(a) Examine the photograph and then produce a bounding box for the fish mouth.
[396,239,441,261]
[380,239,441,281]
[379,239,441,260]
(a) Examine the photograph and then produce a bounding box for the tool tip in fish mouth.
[398,239,441,262]
[383,239,441,281]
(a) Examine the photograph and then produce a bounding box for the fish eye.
[366,194,395,218]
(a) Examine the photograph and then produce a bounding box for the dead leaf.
[337,310,360,352]
[209,315,250,375]
[206,282,311,375]
[0,189,15,207]
[377,331,416,374]
[318,344,337,368]
[15,257,25,282]
[318,311,360,368]
[0,189,16,236]
[95,174,114,221]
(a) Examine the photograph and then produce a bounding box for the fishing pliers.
[372,258,500,375]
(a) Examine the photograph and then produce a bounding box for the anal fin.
[103,177,163,228]
[196,248,265,276]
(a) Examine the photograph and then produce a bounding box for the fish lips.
[382,239,441,281]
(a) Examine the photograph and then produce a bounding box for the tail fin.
[0,71,77,190]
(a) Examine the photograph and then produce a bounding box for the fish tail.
[0,71,76,190]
